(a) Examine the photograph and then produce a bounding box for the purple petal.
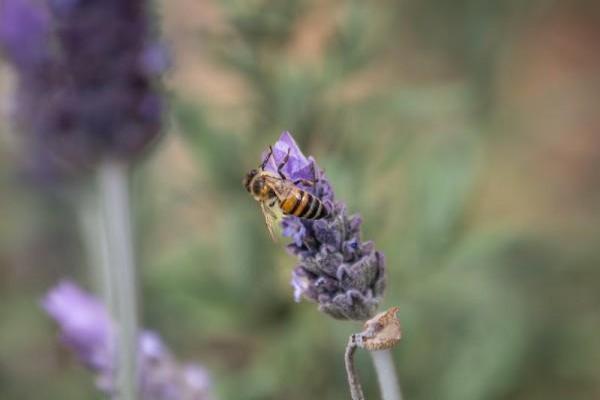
[140,42,171,76]
[0,0,50,69]
[140,331,168,362]
[291,269,310,303]
[281,217,307,247]
[41,280,113,370]
[262,131,315,182]
[182,364,213,394]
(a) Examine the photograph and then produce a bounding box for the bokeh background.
[1,0,600,399]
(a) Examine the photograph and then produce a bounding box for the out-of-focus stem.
[98,160,139,400]
[345,335,365,400]
[370,349,402,400]
[76,190,114,311]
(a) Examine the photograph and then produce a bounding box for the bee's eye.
[244,170,259,192]
[252,178,264,194]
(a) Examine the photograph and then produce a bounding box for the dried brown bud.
[355,307,401,351]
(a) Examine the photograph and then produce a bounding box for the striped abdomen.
[279,190,329,220]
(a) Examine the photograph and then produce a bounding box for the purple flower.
[261,132,386,321]
[42,281,215,400]
[181,364,215,400]
[262,132,317,183]
[42,281,114,372]
[0,0,167,179]
[139,332,215,400]
[0,0,51,70]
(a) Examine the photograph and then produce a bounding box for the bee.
[243,147,330,241]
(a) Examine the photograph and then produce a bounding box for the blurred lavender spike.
[262,132,386,321]
[42,281,216,400]
[0,0,51,70]
[42,280,115,373]
[0,0,167,179]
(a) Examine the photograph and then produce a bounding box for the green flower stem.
[77,189,113,311]
[98,160,139,400]
[370,349,402,400]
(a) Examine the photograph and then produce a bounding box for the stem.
[345,335,365,400]
[98,160,139,400]
[370,350,402,400]
[76,190,114,311]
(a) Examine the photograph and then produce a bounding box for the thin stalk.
[76,190,114,311]
[98,160,139,400]
[370,350,402,400]
[345,335,365,400]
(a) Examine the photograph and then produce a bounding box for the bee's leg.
[277,148,291,179]
[293,163,319,187]
[260,146,274,170]
[293,178,314,187]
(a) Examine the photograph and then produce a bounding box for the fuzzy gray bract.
[263,132,386,321]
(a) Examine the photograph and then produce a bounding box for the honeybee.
[243,147,330,241]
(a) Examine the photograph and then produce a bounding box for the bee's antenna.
[261,145,274,170]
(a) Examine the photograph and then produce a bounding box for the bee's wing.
[260,201,281,242]
[261,174,295,201]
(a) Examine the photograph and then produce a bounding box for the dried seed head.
[355,307,401,351]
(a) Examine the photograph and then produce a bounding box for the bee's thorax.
[244,168,329,221]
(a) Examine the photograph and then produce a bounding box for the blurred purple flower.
[0,0,167,180]
[139,332,215,400]
[261,132,386,320]
[140,42,171,76]
[42,281,215,400]
[42,280,114,371]
[0,0,51,70]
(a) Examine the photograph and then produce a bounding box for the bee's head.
[243,169,258,192]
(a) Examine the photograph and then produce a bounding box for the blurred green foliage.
[2,0,600,399]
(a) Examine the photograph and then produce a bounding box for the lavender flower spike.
[42,281,215,400]
[42,280,115,373]
[0,0,166,179]
[262,132,386,321]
